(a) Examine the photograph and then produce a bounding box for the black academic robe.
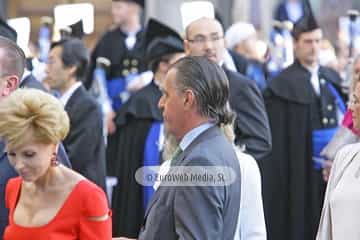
[106,81,162,238]
[261,60,344,240]
[84,27,146,89]
[64,85,107,192]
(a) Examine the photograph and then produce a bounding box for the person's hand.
[322,160,333,182]
[106,110,116,135]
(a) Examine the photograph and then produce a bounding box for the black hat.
[112,0,145,8]
[145,18,183,65]
[60,20,84,40]
[0,18,17,42]
[291,0,319,39]
[69,20,85,39]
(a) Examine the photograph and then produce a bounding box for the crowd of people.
[0,0,359,239]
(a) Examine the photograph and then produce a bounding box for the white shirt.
[59,81,82,106]
[234,148,267,240]
[223,50,238,72]
[125,30,140,50]
[305,65,321,96]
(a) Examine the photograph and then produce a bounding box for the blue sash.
[312,82,345,170]
[143,121,162,209]
[312,128,337,169]
[106,74,141,111]
[106,77,127,111]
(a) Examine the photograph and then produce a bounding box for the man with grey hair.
[0,36,70,238]
[138,56,241,239]
[184,17,271,163]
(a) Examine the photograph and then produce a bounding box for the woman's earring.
[51,153,59,166]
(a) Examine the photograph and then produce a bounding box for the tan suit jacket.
[317,143,360,240]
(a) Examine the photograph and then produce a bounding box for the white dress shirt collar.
[59,81,82,106]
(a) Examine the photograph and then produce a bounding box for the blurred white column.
[232,0,278,38]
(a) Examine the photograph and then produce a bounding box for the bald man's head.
[0,36,25,99]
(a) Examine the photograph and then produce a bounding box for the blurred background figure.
[108,18,184,238]
[261,1,346,239]
[46,39,107,192]
[318,38,339,71]
[274,0,305,23]
[38,16,52,62]
[182,1,271,163]
[225,21,269,91]
[226,22,259,60]
[0,19,16,42]
[337,9,360,92]
[85,0,148,116]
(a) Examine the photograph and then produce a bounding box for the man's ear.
[224,37,228,49]
[2,75,19,97]
[158,61,169,73]
[183,89,195,110]
[184,40,191,56]
[68,65,77,77]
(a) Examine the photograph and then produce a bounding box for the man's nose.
[203,39,214,49]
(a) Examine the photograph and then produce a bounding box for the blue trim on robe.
[312,128,337,169]
[326,82,346,113]
[312,82,346,169]
[106,77,126,111]
[143,121,162,209]
[106,74,142,111]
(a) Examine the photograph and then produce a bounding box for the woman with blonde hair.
[0,88,111,239]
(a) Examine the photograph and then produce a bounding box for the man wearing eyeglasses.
[184,17,271,163]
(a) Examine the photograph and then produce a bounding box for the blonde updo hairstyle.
[0,88,69,149]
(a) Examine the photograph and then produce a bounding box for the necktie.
[170,146,183,166]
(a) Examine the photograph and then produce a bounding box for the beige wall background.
[3,0,359,50]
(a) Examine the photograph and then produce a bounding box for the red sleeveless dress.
[4,177,112,239]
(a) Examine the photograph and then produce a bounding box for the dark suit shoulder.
[20,74,47,92]
[184,127,237,167]
[224,68,260,92]
[66,86,101,117]
[319,66,343,87]
[98,28,125,43]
